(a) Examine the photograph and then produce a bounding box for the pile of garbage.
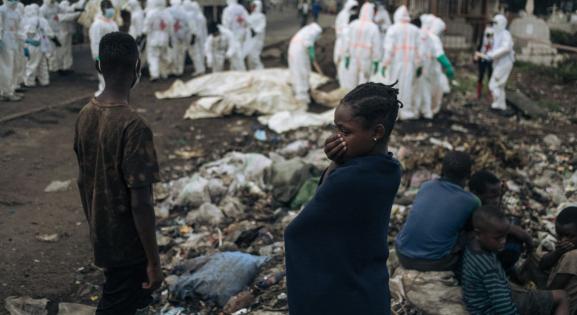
[149,132,332,314]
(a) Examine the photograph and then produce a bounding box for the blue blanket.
[284,154,401,315]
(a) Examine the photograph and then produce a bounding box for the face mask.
[131,59,141,89]
[104,8,115,18]
[7,0,18,7]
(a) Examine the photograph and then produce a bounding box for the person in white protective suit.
[22,4,55,87]
[427,16,454,115]
[204,22,243,72]
[89,0,119,96]
[343,2,381,89]
[55,0,84,74]
[167,0,192,76]
[244,0,266,70]
[287,22,322,103]
[0,0,24,101]
[40,0,63,72]
[414,15,455,119]
[333,0,357,88]
[373,2,391,44]
[479,14,514,111]
[221,0,248,70]
[143,0,174,80]
[381,5,421,120]
[182,0,207,75]
[14,1,26,90]
[126,0,144,41]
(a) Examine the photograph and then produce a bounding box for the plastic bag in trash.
[174,174,211,208]
[4,296,48,315]
[268,158,315,205]
[171,252,269,306]
[290,177,320,210]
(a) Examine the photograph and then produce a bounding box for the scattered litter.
[35,233,59,243]
[44,180,72,193]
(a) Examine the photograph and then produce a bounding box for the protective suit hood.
[191,1,201,12]
[42,0,52,6]
[429,17,446,35]
[309,22,322,40]
[493,14,508,32]
[127,0,142,11]
[226,0,237,5]
[344,0,358,12]
[25,3,40,16]
[252,0,262,13]
[359,2,375,21]
[170,0,181,6]
[420,14,434,30]
[393,5,410,23]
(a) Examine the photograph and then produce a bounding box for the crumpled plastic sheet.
[171,252,269,306]
[154,69,330,120]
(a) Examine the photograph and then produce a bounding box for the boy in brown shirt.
[541,206,577,315]
[73,32,163,314]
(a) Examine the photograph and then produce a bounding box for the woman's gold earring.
[373,138,377,142]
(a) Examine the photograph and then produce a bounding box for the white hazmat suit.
[222,0,248,67]
[333,0,357,88]
[486,14,514,111]
[0,0,24,101]
[288,22,322,103]
[343,2,381,89]
[89,13,119,96]
[40,0,62,71]
[382,5,421,120]
[204,25,243,72]
[168,0,192,76]
[56,0,83,72]
[127,0,144,39]
[374,3,391,44]
[183,0,206,75]
[144,0,174,80]
[22,4,54,87]
[414,15,451,118]
[244,0,266,70]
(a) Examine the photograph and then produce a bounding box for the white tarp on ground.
[258,110,335,134]
[155,68,330,120]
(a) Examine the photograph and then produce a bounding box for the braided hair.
[340,82,403,141]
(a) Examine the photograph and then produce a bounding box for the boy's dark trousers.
[96,262,153,315]
[477,59,493,99]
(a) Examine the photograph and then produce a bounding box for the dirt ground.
[1,42,577,314]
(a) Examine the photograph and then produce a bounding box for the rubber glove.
[24,47,30,59]
[373,61,379,74]
[381,66,386,77]
[250,28,256,37]
[344,56,350,69]
[25,39,41,47]
[308,46,315,63]
[437,54,455,80]
[190,34,196,46]
[416,67,422,78]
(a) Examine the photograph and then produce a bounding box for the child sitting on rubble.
[284,82,402,315]
[462,205,569,315]
[540,205,577,314]
[395,151,480,272]
[469,170,534,274]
